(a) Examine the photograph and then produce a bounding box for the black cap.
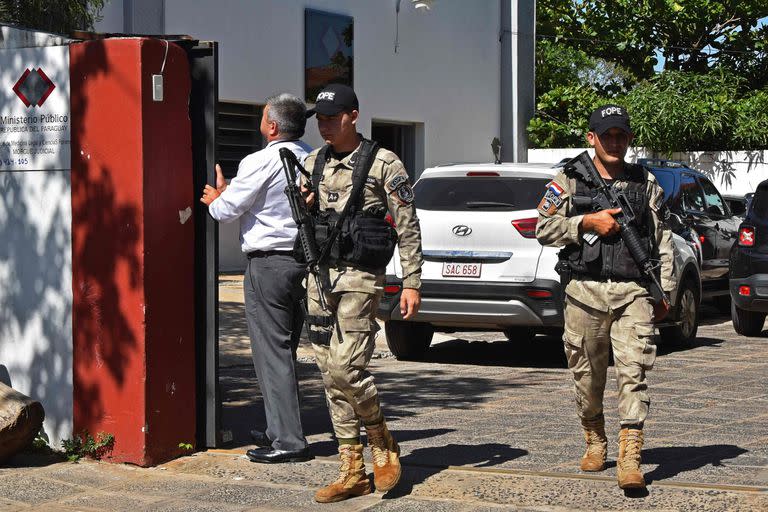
[307,84,358,117]
[589,104,633,136]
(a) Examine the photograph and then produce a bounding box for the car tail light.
[526,289,552,299]
[466,171,499,176]
[699,234,706,244]
[739,286,751,296]
[384,284,401,295]
[512,218,538,238]
[739,226,755,247]
[385,213,396,228]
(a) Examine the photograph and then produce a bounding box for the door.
[679,172,719,278]
[185,40,223,448]
[699,175,739,273]
[371,121,417,181]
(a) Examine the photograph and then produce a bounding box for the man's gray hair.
[265,93,307,139]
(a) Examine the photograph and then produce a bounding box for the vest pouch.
[343,216,398,270]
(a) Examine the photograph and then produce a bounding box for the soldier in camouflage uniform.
[536,105,676,489]
[303,84,423,503]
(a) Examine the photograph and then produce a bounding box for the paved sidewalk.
[1,275,766,511]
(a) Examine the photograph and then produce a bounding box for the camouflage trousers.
[307,278,384,440]
[563,294,657,427]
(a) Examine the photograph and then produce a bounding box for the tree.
[537,0,768,89]
[0,0,105,34]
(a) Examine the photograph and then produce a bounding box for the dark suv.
[729,179,768,335]
[639,159,740,308]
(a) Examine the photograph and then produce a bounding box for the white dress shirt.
[209,139,312,253]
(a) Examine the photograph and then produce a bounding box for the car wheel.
[384,321,434,361]
[713,294,731,314]
[503,327,535,342]
[660,277,700,346]
[731,301,766,336]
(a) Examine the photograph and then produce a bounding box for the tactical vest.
[560,164,654,280]
[300,140,398,272]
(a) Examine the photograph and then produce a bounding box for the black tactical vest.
[560,164,654,280]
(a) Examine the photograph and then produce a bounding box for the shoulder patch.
[387,174,409,191]
[365,176,377,185]
[396,184,414,204]
[537,181,565,216]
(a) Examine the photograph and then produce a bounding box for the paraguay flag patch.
[538,180,565,216]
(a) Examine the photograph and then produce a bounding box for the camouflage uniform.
[536,164,676,427]
[304,140,423,440]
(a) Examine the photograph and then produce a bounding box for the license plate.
[442,262,482,278]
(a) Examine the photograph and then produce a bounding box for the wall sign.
[0,46,70,171]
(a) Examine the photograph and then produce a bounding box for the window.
[680,173,705,213]
[414,177,551,212]
[699,177,728,217]
[217,101,264,179]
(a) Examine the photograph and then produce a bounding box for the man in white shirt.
[201,93,312,463]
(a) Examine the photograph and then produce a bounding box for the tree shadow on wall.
[69,41,142,442]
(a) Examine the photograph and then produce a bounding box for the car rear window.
[413,176,551,211]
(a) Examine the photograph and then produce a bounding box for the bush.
[733,89,768,150]
[529,70,768,152]
[626,70,742,152]
[527,85,603,148]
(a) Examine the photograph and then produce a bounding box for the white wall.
[156,0,501,170]
[529,148,768,196]
[0,171,72,447]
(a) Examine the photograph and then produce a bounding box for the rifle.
[564,151,670,308]
[279,147,328,311]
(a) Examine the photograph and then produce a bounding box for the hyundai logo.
[452,225,472,237]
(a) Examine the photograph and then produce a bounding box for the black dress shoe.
[249,430,272,448]
[246,447,312,464]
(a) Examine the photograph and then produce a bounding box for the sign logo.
[452,225,472,237]
[12,68,56,108]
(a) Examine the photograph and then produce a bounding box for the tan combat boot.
[580,416,608,472]
[617,428,646,489]
[365,421,402,492]
[314,444,371,503]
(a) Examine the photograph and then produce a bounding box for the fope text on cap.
[307,83,358,117]
[589,104,633,136]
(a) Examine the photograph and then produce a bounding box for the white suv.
[377,162,702,359]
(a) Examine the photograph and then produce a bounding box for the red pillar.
[70,38,196,466]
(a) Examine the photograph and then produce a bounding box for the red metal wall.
[70,38,195,466]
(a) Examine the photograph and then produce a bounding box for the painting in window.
[305,9,353,102]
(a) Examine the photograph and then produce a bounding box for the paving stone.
[59,491,162,511]
[0,474,82,504]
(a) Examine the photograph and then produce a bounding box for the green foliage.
[178,442,193,451]
[537,0,768,88]
[32,434,50,451]
[62,431,115,462]
[733,89,768,150]
[0,0,106,34]
[626,70,742,152]
[530,70,768,152]
[527,85,603,148]
[536,39,635,98]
